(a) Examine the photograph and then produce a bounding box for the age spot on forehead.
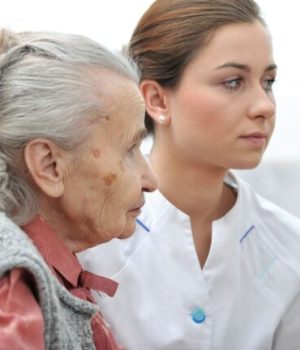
[103,173,117,186]
[91,148,101,158]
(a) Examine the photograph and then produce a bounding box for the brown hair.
[128,0,265,133]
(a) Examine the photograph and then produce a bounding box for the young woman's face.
[164,20,276,170]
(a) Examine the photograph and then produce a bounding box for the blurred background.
[1,0,299,216]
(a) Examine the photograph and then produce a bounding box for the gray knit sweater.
[0,212,98,350]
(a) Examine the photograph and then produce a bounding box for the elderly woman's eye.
[128,144,138,154]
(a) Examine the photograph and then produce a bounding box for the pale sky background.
[1,0,300,162]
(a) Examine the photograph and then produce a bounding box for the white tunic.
[78,173,300,350]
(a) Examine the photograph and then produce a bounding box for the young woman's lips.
[240,132,268,146]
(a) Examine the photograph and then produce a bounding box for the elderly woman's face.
[59,74,157,250]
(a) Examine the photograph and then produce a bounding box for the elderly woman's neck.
[38,199,89,254]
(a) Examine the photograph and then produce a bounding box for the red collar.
[22,216,118,297]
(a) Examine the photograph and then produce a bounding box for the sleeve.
[0,268,45,350]
[273,291,300,350]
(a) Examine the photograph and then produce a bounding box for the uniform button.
[191,307,206,324]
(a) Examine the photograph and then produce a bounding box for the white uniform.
[79,173,300,350]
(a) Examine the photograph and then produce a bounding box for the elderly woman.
[0,29,157,349]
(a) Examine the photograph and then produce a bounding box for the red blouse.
[0,216,121,350]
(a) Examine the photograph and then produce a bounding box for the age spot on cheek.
[91,148,101,158]
[103,173,117,186]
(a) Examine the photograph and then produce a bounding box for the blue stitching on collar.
[136,218,150,232]
[239,225,255,243]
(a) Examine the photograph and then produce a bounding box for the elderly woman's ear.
[24,139,66,198]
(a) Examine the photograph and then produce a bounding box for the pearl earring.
[158,115,166,124]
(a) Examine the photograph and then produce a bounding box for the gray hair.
[0,29,140,225]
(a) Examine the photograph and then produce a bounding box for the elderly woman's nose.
[142,162,158,192]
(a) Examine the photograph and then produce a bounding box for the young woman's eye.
[223,78,242,90]
[262,78,276,92]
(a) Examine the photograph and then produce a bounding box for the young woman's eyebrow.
[216,62,277,73]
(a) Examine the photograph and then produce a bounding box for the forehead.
[188,21,274,71]
[94,71,145,140]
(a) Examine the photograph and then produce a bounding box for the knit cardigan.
[0,212,98,350]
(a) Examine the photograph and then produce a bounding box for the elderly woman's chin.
[115,217,139,240]
[119,221,138,240]
[109,207,143,241]
[92,216,138,245]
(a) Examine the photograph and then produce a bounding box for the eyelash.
[263,78,276,92]
[223,77,276,92]
[127,143,140,155]
[223,78,242,90]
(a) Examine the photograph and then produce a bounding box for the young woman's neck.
[150,142,235,223]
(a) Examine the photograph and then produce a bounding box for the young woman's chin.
[233,160,263,170]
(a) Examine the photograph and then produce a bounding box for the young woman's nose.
[247,87,276,120]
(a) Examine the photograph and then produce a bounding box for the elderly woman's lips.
[129,208,142,217]
[130,201,145,212]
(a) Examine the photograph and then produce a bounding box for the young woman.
[79,1,300,349]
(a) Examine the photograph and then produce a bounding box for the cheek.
[113,165,140,203]
[100,169,129,205]
[270,114,276,129]
[103,173,117,186]
[174,89,225,129]
[266,116,276,143]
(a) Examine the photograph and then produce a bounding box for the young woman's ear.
[140,80,171,126]
[24,139,67,198]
